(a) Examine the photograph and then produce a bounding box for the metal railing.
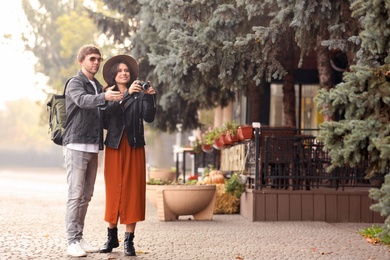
[247,127,385,190]
[193,127,385,190]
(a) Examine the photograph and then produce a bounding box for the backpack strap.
[63,77,73,96]
[63,77,79,126]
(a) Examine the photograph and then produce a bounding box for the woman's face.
[115,63,131,85]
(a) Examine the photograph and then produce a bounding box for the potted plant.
[146,176,217,221]
[201,127,214,152]
[156,183,217,221]
[223,121,239,144]
[211,127,224,149]
[215,132,225,148]
[146,178,173,208]
[148,167,176,182]
[237,125,253,140]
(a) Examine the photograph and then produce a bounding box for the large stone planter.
[146,184,158,208]
[156,185,217,221]
[148,168,176,182]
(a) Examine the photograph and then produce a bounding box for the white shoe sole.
[83,248,99,253]
[67,251,87,257]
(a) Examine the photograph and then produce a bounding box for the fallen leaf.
[365,237,380,244]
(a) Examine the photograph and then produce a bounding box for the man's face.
[81,54,103,76]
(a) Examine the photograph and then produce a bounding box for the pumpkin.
[203,170,225,184]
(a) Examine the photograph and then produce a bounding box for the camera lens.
[139,82,150,90]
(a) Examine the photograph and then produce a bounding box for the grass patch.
[358,225,390,246]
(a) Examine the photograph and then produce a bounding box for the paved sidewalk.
[0,167,389,260]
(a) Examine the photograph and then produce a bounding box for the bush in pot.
[146,175,217,221]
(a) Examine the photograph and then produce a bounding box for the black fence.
[193,127,385,190]
[247,128,385,190]
[261,136,378,190]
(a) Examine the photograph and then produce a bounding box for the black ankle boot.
[99,227,119,253]
[124,232,136,256]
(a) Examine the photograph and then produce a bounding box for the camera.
[138,81,150,90]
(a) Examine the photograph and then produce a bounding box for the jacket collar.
[77,70,103,93]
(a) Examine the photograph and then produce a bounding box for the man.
[62,45,123,257]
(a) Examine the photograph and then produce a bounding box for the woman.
[100,54,156,256]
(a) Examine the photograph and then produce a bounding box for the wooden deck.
[240,187,384,222]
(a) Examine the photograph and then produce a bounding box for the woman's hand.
[129,80,156,95]
[144,81,156,95]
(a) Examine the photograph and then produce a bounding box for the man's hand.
[104,86,123,101]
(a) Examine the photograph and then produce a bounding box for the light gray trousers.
[63,147,98,245]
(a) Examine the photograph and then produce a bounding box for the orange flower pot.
[237,125,253,140]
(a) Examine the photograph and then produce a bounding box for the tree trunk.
[281,29,296,127]
[316,36,333,91]
[316,34,333,122]
[222,101,233,123]
[213,106,223,128]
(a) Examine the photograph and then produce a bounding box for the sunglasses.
[88,56,103,63]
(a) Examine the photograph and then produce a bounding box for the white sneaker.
[67,242,87,257]
[79,239,99,253]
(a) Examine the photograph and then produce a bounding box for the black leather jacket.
[103,91,156,149]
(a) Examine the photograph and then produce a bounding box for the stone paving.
[0,167,389,260]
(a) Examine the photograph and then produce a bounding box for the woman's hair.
[77,45,101,62]
[105,61,133,90]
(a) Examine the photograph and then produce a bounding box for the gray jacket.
[62,70,106,150]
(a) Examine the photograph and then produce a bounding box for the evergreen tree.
[86,0,193,132]
[264,0,360,124]
[88,1,296,131]
[88,1,357,130]
[315,0,390,236]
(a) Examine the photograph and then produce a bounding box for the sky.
[0,0,47,110]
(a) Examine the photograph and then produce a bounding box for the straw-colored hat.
[102,54,139,85]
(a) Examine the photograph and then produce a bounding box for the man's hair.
[77,45,101,62]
